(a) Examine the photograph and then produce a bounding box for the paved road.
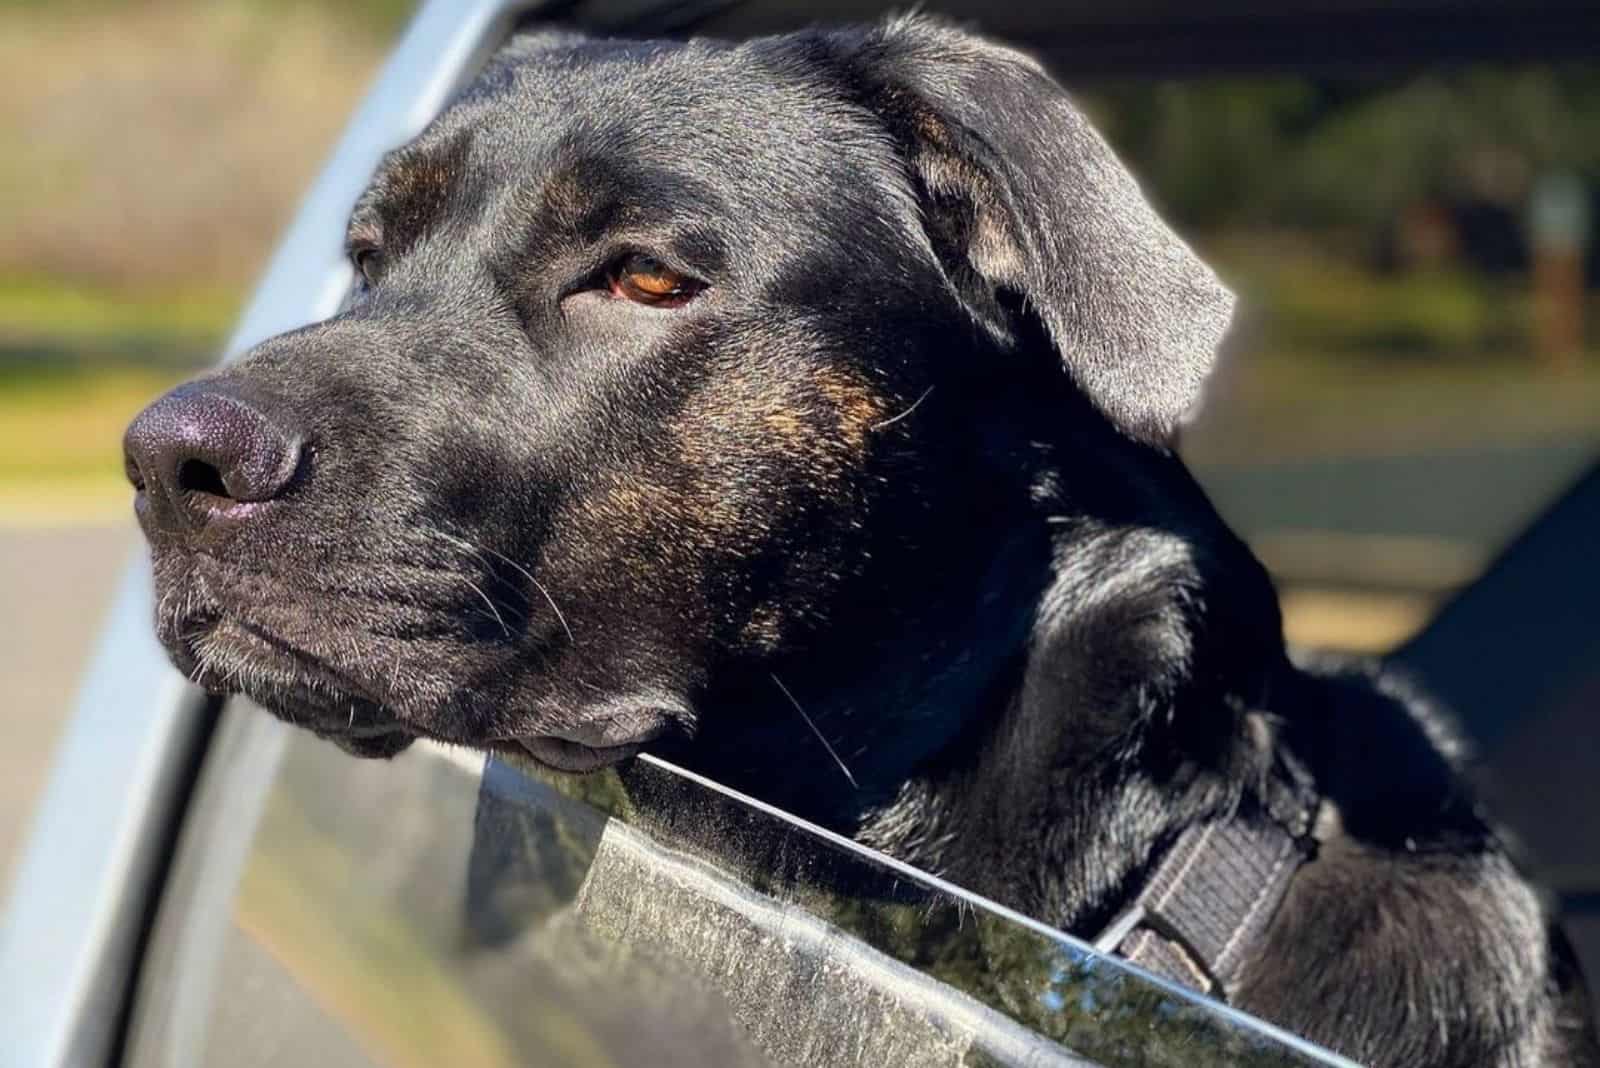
[0,522,134,884]
[1197,439,1596,549]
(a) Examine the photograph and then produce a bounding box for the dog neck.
[672,513,1052,830]
[847,451,1298,934]
[663,359,1297,935]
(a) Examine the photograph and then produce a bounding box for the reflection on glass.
[140,725,1353,1068]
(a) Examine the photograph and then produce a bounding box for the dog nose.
[124,382,303,537]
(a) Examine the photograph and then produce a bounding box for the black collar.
[1092,736,1321,998]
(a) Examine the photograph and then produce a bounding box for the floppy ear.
[838,17,1235,444]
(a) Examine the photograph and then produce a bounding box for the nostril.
[177,458,230,499]
[124,382,304,537]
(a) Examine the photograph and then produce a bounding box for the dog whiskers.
[528,577,572,642]
[771,673,858,790]
[387,653,405,703]
[432,528,575,645]
[870,386,934,432]
[425,530,531,627]
[476,541,575,645]
[462,577,512,639]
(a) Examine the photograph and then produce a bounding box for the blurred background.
[2,0,1596,881]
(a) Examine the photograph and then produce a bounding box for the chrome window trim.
[631,753,1365,1068]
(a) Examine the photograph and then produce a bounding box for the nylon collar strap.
[1092,742,1320,999]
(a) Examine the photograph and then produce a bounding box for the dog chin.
[233,685,417,758]
[163,613,415,756]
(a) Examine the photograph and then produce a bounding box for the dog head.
[124,18,1239,801]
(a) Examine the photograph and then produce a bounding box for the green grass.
[0,275,220,521]
[0,365,189,479]
[0,0,417,36]
[1211,238,1540,356]
[0,275,236,354]
[0,363,191,522]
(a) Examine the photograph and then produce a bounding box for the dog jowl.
[124,18,1597,1067]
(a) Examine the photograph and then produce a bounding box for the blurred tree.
[1084,67,1600,242]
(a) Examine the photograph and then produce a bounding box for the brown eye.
[610,254,703,307]
[352,246,384,286]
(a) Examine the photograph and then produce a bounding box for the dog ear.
[838,17,1235,444]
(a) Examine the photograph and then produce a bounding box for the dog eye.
[608,253,704,307]
[351,246,384,287]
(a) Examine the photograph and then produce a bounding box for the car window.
[125,704,1355,1068]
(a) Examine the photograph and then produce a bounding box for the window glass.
[127,708,1354,1068]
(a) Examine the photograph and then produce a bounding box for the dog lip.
[515,736,645,773]
[512,716,672,773]
[545,717,671,749]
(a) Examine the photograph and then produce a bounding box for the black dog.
[124,17,1596,1066]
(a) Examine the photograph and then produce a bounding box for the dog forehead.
[423,34,902,216]
[354,32,929,291]
[467,32,840,132]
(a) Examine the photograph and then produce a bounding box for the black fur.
[125,17,1596,1066]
